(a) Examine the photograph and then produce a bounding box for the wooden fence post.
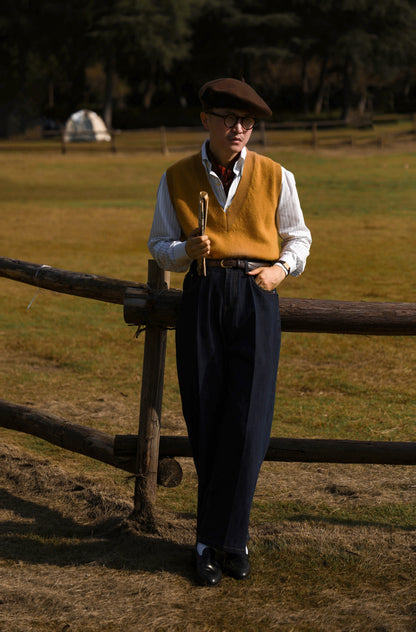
[132,260,170,528]
[160,126,169,155]
[110,131,117,153]
[312,122,318,148]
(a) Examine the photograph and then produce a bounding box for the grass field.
[0,131,415,631]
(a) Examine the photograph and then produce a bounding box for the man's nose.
[231,118,244,131]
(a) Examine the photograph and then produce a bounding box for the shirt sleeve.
[277,167,312,276]
[147,173,192,272]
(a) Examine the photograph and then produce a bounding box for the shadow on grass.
[0,488,196,581]
[285,511,416,532]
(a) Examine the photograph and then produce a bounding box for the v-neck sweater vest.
[166,150,282,261]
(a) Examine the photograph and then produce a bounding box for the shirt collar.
[201,140,246,177]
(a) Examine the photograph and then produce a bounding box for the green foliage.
[1,0,416,134]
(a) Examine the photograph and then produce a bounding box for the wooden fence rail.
[46,116,416,153]
[1,257,416,335]
[2,400,416,476]
[1,256,416,522]
[0,257,145,305]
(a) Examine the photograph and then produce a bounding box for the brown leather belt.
[205,258,273,271]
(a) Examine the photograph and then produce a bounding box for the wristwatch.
[276,260,290,275]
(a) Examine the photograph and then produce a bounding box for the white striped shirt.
[148,141,312,275]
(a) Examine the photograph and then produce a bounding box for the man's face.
[200,108,254,165]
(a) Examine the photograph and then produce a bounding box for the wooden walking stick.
[198,191,209,276]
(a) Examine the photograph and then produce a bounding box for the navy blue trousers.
[176,263,281,554]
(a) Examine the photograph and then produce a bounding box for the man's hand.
[248,265,287,291]
[185,227,211,259]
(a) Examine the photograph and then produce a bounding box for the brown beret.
[199,78,272,119]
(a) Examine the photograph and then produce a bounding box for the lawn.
[0,132,415,631]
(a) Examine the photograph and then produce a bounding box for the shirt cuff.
[173,240,191,266]
[274,261,289,276]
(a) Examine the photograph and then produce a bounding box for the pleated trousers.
[176,262,281,554]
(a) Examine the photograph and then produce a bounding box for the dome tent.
[63,109,111,142]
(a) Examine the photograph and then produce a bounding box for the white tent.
[63,109,111,143]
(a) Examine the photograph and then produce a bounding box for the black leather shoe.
[195,547,222,586]
[223,552,251,580]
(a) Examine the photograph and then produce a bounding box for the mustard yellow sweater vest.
[166,150,282,261]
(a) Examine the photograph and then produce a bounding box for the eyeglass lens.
[224,114,255,130]
[207,111,256,130]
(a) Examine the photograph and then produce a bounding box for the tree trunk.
[357,87,367,116]
[103,53,114,130]
[48,80,55,109]
[143,80,156,110]
[301,55,310,115]
[342,55,354,121]
[0,104,12,138]
[314,53,329,115]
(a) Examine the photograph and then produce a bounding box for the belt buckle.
[220,259,233,268]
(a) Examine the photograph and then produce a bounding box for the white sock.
[196,542,208,556]
[197,543,248,555]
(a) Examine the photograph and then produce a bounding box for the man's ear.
[200,111,209,130]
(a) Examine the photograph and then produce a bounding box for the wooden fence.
[23,114,416,154]
[1,256,416,523]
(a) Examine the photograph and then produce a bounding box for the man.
[148,78,311,586]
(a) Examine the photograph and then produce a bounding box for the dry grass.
[1,444,416,632]
[0,134,416,630]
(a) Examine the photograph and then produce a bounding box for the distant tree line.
[1,0,415,136]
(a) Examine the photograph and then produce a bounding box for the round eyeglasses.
[205,111,256,131]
